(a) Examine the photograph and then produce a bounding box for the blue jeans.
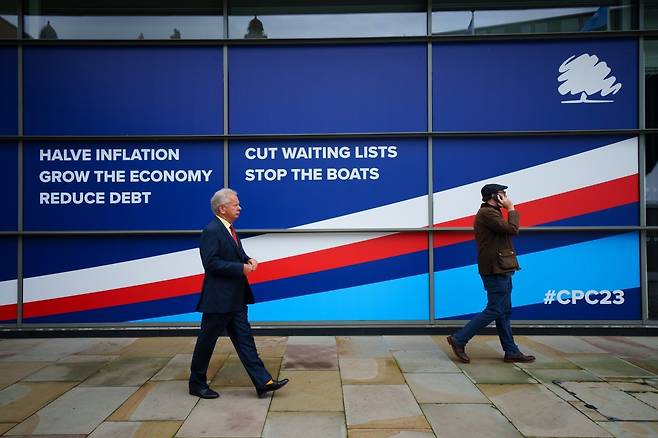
[452,273,520,355]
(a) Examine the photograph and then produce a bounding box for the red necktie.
[229,225,238,243]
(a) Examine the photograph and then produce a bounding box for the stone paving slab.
[75,338,137,355]
[7,386,137,435]
[524,368,602,383]
[340,358,405,385]
[286,336,337,346]
[459,364,536,384]
[282,344,338,370]
[152,353,227,381]
[526,336,608,354]
[1,338,100,362]
[176,387,270,437]
[581,337,658,360]
[338,337,391,358]
[254,337,288,357]
[405,373,488,404]
[349,430,436,438]
[109,381,198,421]
[383,336,441,352]
[344,385,428,429]
[626,359,658,375]
[118,337,196,357]
[632,391,658,409]
[569,401,610,422]
[262,411,346,438]
[566,355,656,378]
[80,356,170,386]
[0,363,49,390]
[87,420,182,438]
[0,382,77,422]
[23,355,116,382]
[421,403,521,438]
[610,381,658,392]
[479,384,612,437]
[212,355,281,387]
[0,423,15,434]
[596,420,658,437]
[393,351,459,373]
[435,336,504,362]
[0,340,47,361]
[270,370,343,412]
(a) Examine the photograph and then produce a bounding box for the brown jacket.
[474,203,520,275]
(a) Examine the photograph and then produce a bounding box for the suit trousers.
[189,307,272,391]
[452,273,521,355]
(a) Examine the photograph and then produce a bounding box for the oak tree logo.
[558,53,622,104]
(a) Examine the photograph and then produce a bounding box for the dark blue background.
[230,138,427,228]
[0,143,18,230]
[23,236,198,277]
[433,39,637,131]
[24,47,223,135]
[229,44,427,134]
[0,48,17,135]
[24,141,223,230]
[433,135,631,190]
[0,238,17,282]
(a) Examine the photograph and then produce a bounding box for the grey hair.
[210,188,237,213]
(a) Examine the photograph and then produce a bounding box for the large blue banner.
[0,48,17,135]
[0,143,17,231]
[229,44,427,134]
[229,138,428,229]
[24,47,223,135]
[433,38,637,131]
[24,142,223,230]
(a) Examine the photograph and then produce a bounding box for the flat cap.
[481,183,508,198]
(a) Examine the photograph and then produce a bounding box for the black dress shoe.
[256,378,289,398]
[446,335,470,363]
[504,352,536,363]
[189,387,219,399]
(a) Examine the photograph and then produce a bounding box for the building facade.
[1,0,657,328]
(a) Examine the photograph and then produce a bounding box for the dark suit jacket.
[196,216,255,313]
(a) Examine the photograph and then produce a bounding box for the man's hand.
[498,193,515,211]
[247,258,258,272]
[243,263,254,275]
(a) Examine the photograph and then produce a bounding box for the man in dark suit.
[189,188,289,399]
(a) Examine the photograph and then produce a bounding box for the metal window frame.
[1,0,656,329]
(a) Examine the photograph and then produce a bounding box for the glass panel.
[23,0,222,39]
[22,236,200,323]
[435,231,641,320]
[0,1,18,39]
[647,135,658,225]
[645,0,658,29]
[646,40,658,128]
[432,1,636,35]
[229,0,426,39]
[24,141,223,231]
[24,46,223,135]
[649,230,658,319]
[229,138,428,229]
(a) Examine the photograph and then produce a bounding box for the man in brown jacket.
[446,183,535,363]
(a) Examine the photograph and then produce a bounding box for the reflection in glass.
[646,0,658,29]
[229,1,426,39]
[647,41,658,128]
[23,1,222,39]
[648,230,658,319]
[432,2,635,35]
[0,0,17,39]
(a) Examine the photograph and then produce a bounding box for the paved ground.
[0,334,657,437]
